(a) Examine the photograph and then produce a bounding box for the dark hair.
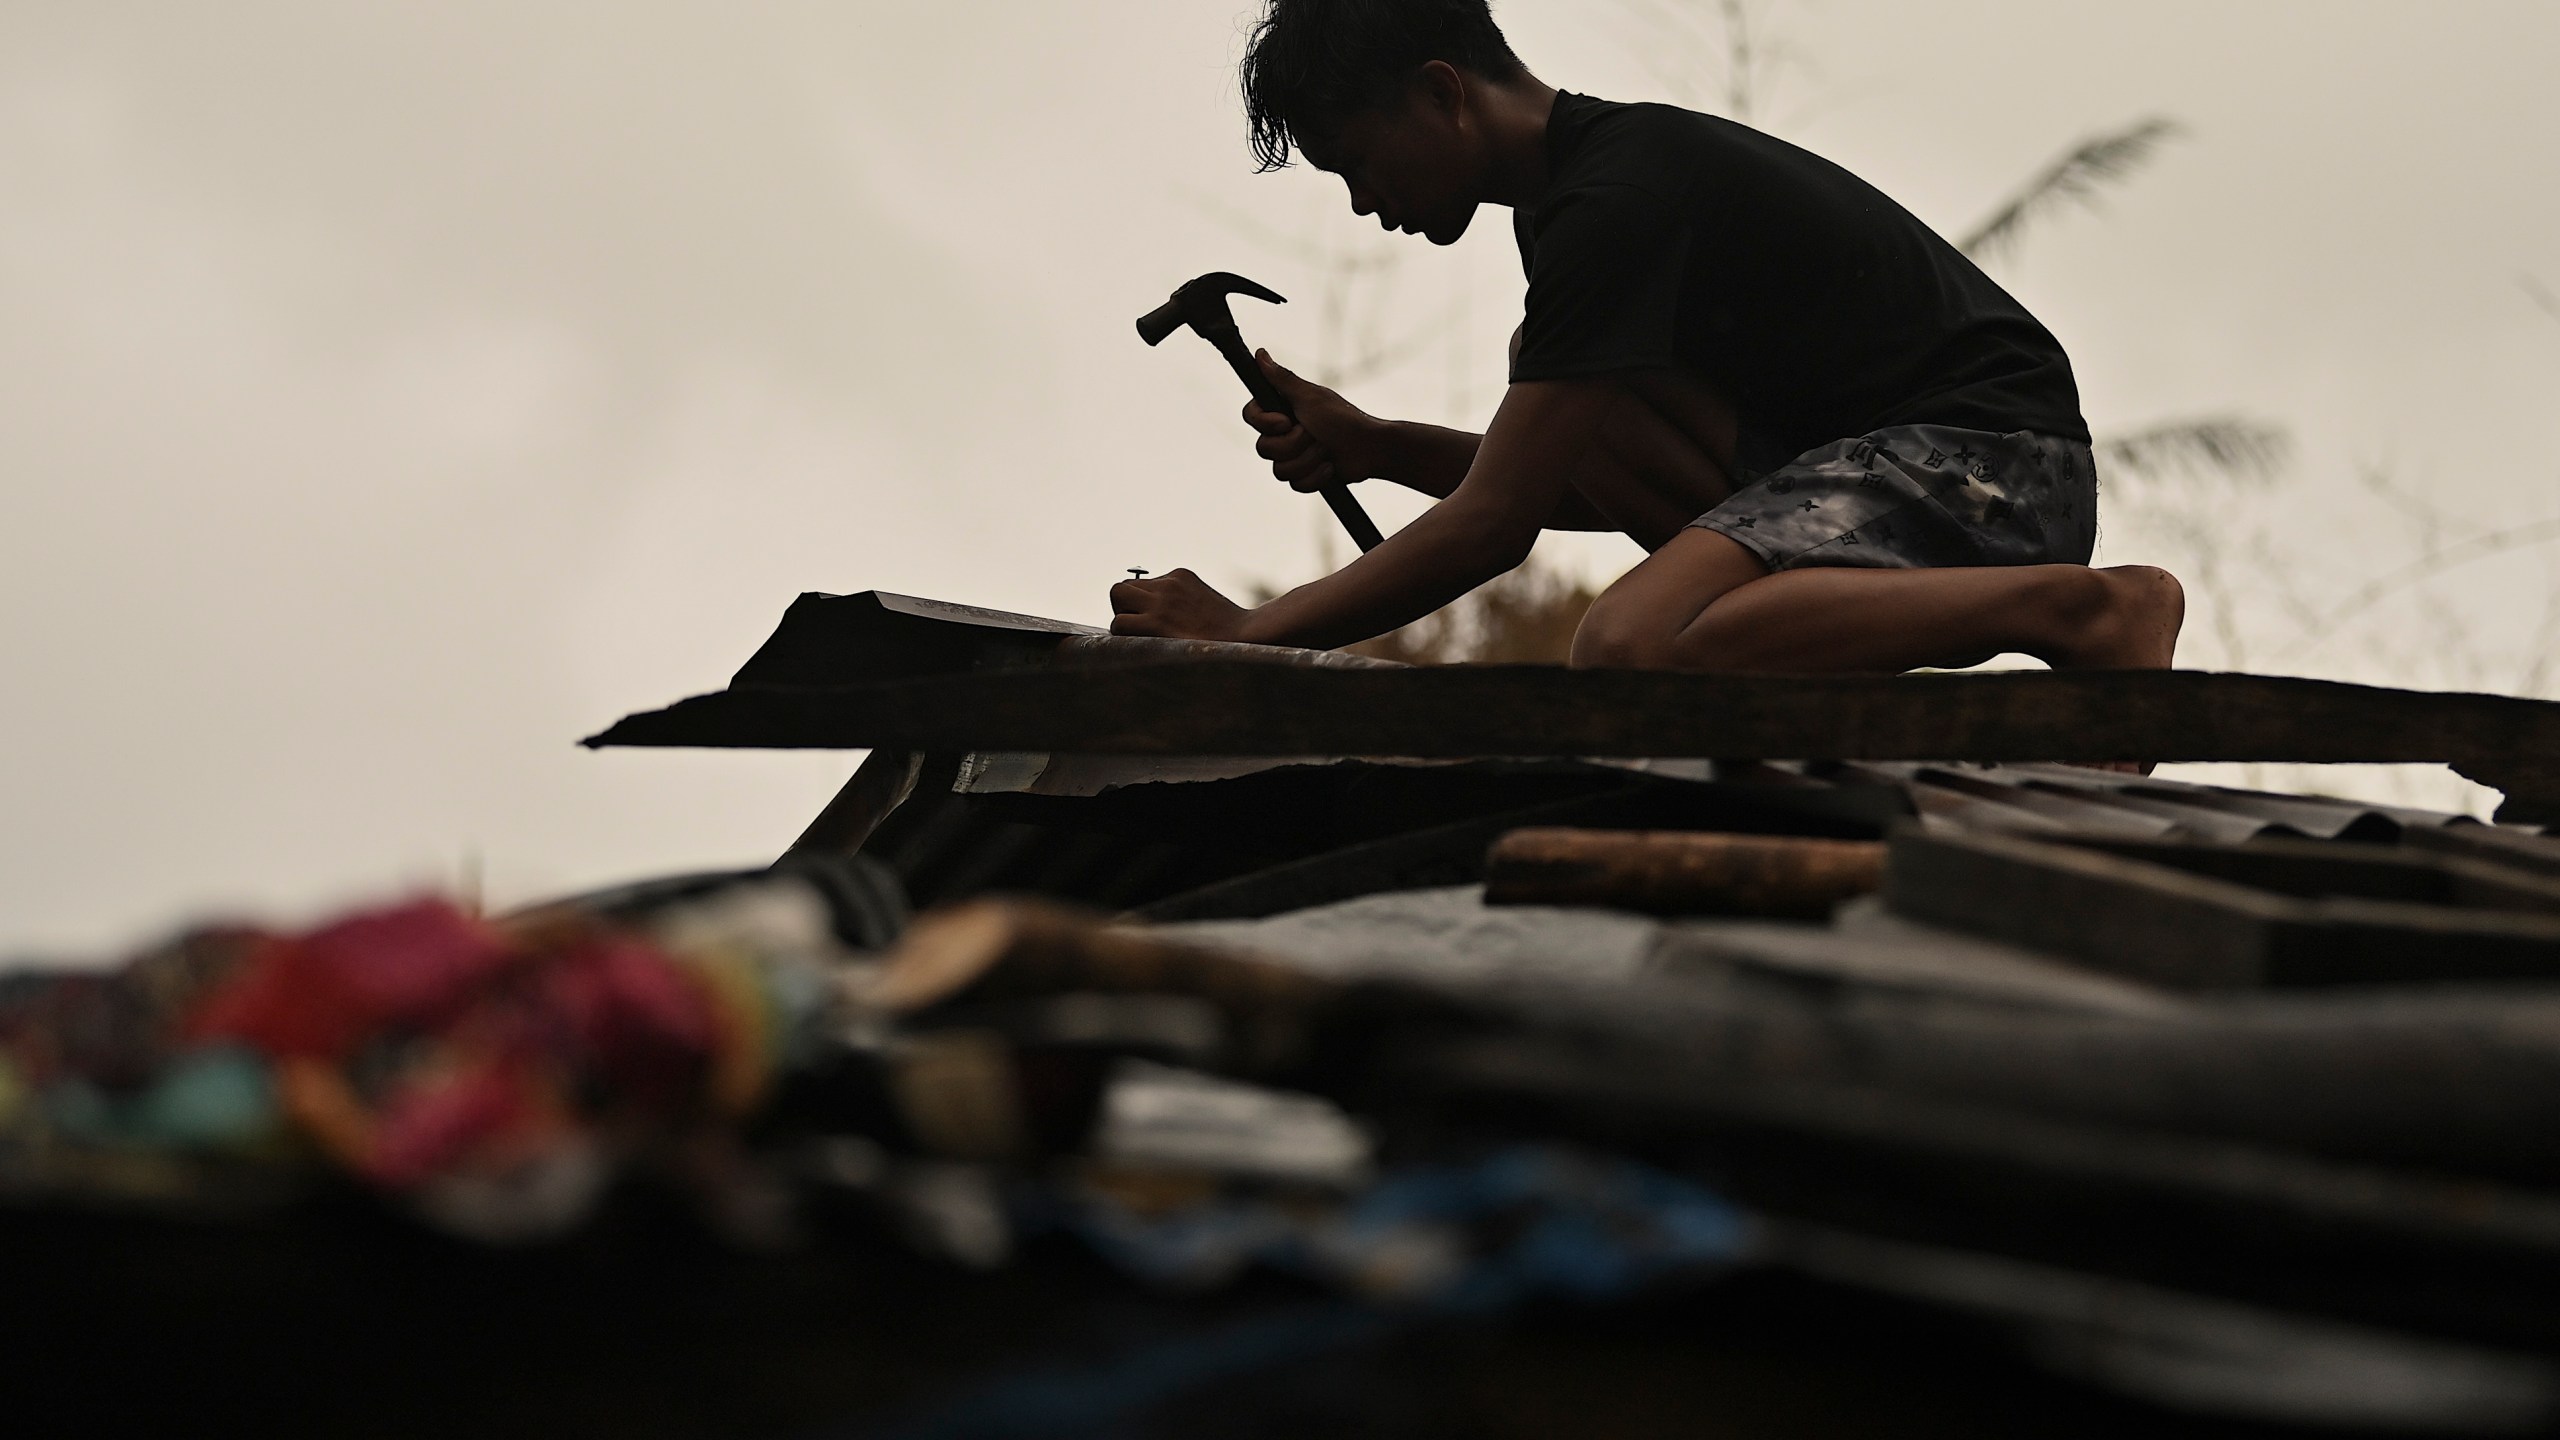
[1240,0,1526,171]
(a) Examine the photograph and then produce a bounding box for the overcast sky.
[5,2,2556,955]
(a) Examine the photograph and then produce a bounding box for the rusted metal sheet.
[793,747,2502,922]
[744,592,1420,855]
[728,591,1102,687]
[844,755,1912,916]
[787,748,926,856]
[727,590,1400,689]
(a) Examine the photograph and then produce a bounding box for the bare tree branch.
[2277,515,2560,662]
[1612,0,1805,124]
[1959,118,2184,265]
[1720,0,1760,122]
[2095,416,2289,485]
[2357,461,2452,555]
[2518,582,2560,697]
[2241,530,2326,636]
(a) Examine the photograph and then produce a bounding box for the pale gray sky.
[5,2,2556,954]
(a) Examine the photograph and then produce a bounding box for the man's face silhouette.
[1304,64,1484,247]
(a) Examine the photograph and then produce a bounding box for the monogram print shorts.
[1690,425,2098,571]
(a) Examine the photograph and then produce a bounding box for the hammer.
[1137,271,1386,552]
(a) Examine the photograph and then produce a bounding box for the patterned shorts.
[1691,424,2098,572]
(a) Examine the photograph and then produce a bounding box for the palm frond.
[1959,118,2184,264]
[2095,416,2289,485]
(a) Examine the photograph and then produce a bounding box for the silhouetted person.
[1111,0,2183,680]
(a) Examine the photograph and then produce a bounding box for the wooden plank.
[2455,759,2560,826]
[2403,822,2560,878]
[1886,829,2282,989]
[1412,1047,2560,1349]
[1884,829,2560,990]
[1483,829,1884,917]
[583,663,2560,773]
[2067,835,2560,917]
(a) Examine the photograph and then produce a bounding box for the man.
[1110,0,2183,677]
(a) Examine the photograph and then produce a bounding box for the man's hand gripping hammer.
[1137,272,1386,552]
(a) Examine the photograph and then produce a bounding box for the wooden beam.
[1885,828,2560,989]
[1483,829,1884,917]
[583,665,2560,817]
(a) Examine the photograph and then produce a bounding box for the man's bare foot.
[2051,565,2185,672]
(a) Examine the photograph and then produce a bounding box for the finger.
[1272,449,1329,485]
[1255,348,1297,384]
[1291,462,1337,494]
[1109,612,1164,637]
[1256,428,1314,462]
[1242,400,1292,435]
[1109,579,1154,612]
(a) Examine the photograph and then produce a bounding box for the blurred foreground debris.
[1,856,904,1245]
[13,590,2560,1437]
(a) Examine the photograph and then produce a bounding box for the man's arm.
[1113,379,1622,648]
[1355,418,1479,500]
[1246,355,1614,530]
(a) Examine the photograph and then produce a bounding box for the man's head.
[1240,0,1532,245]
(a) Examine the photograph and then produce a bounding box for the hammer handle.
[1201,324,1386,553]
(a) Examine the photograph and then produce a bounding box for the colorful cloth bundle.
[0,872,872,1240]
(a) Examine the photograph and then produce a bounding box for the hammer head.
[1135,271,1288,346]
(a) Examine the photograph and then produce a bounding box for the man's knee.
[1573,599,1765,671]
[1568,590,1675,669]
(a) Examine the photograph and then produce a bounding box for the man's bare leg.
[1551,368,2185,675]
[1570,527,2185,674]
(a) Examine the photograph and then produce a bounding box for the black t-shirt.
[1511,93,2089,476]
